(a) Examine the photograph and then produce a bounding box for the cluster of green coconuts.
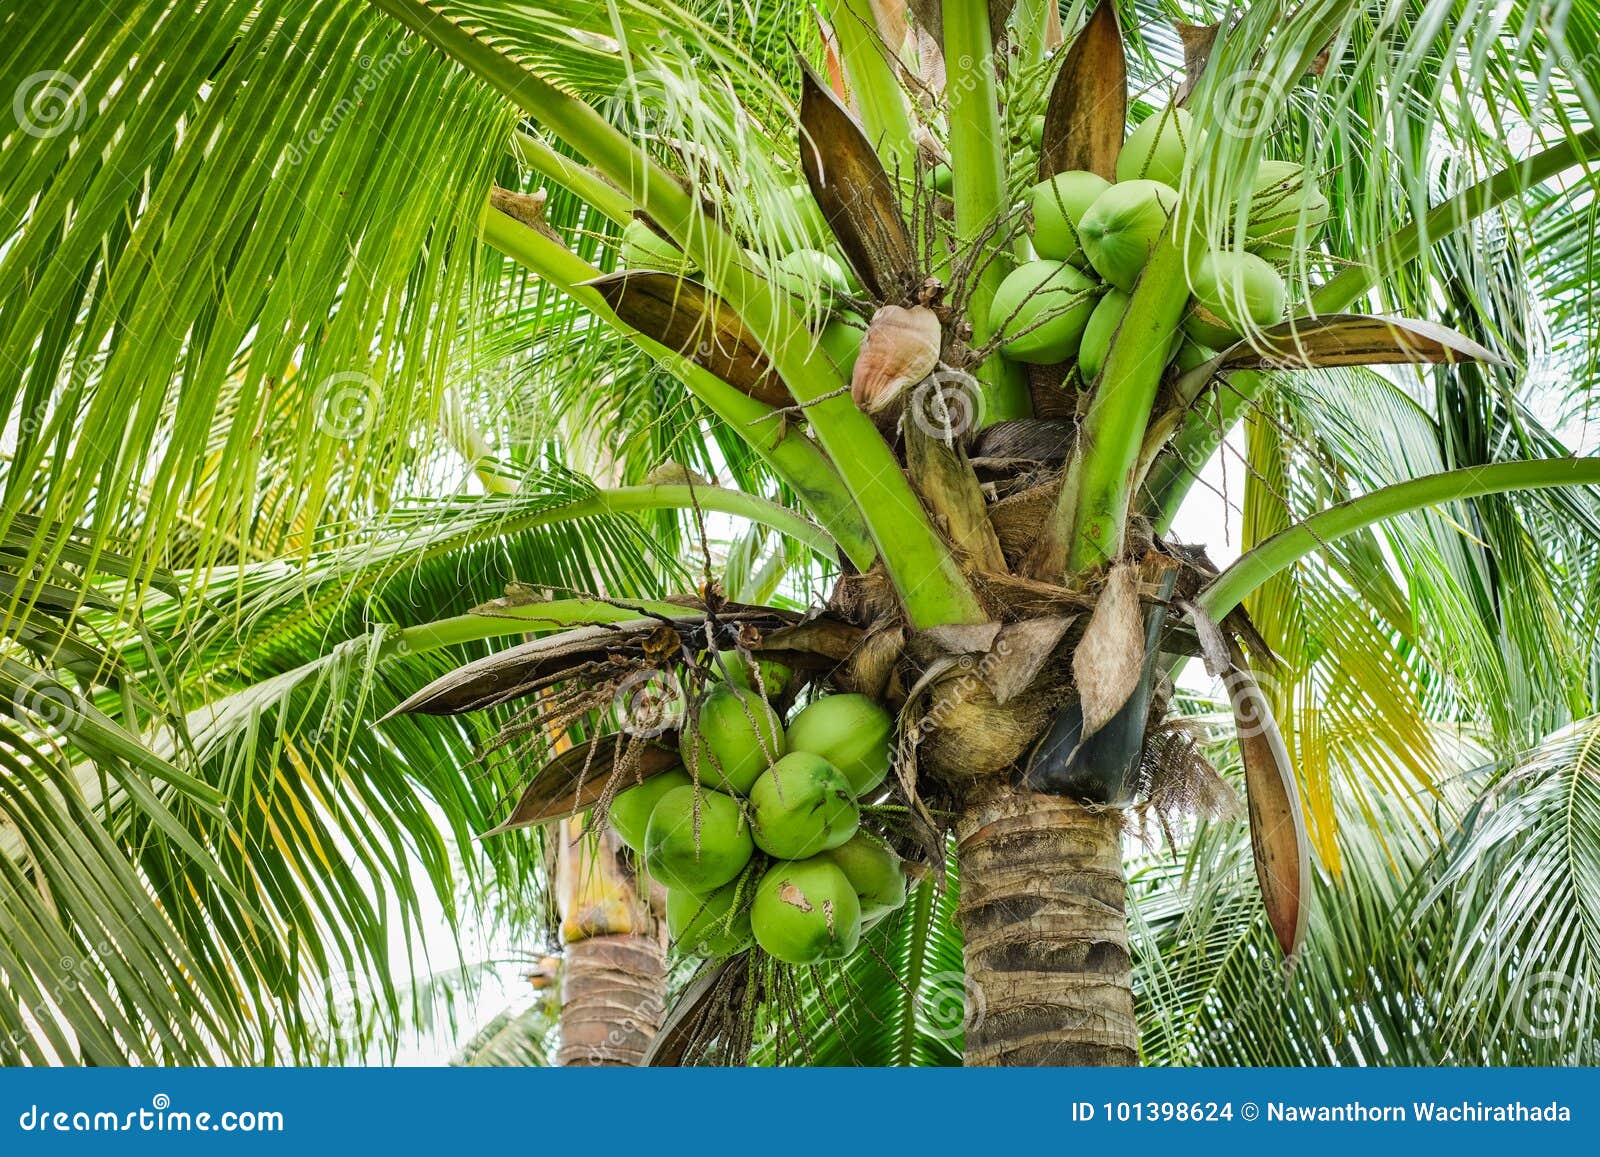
[605,667,908,967]
[618,188,869,382]
[993,107,1327,376]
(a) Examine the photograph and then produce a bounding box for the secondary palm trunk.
[956,784,1137,1066]
[553,821,668,1067]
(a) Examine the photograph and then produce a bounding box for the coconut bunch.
[990,105,1327,381]
[606,663,910,967]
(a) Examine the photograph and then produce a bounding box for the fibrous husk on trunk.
[987,473,1064,568]
[904,620,1077,783]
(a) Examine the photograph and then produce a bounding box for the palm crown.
[1,0,1598,1065]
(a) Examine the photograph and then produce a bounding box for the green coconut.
[1028,115,1045,148]
[1173,338,1217,373]
[931,163,954,194]
[1183,249,1286,347]
[1242,161,1329,263]
[1078,180,1179,291]
[1077,288,1129,382]
[1029,170,1111,266]
[667,879,755,958]
[784,693,893,797]
[989,259,1101,365]
[774,248,850,300]
[817,317,866,379]
[721,654,795,699]
[1246,161,1328,236]
[620,219,693,275]
[751,858,862,965]
[748,751,859,860]
[688,683,787,794]
[608,767,693,853]
[643,784,754,894]
[1115,106,1193,187]
[820,830,907,919]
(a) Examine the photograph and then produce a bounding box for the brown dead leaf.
[485,737,682,835]
[1038,0,1127,181]
[1072,561,1144,737]
[1227,640,1310,959]
[1173,22,1220,106]
[797,58,919,301]
[586,271,788,406]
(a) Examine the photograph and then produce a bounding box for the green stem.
[1146,369,1263,530]
[1197,458,1600,618]
[824,0,917,180]
[561,484,837,556]
[1312,128,1600,314]
[943,0,1031,424]
[378,0,984,624]
[482,210,875,569]
[383,599,699,658]
[1044,236,1189,576]
[1012,0,1054,72]
[510,131,633,226]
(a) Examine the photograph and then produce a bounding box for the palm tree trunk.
[956,784,1138,1066]
[553,821,668,1067]
[556,932,667,1066]
[544,438,671,1068]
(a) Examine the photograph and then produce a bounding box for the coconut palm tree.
[2,0,1599,1066]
